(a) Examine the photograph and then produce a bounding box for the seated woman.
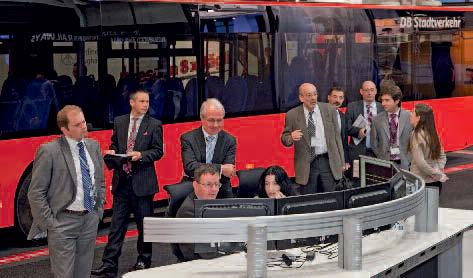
[257,166,296,199]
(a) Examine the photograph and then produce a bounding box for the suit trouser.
[301,155,335,195]
[47,210,99,278]
[102,180,154,269]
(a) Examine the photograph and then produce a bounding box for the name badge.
[390,147,400,155]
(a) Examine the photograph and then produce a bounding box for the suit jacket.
[27,136,105,240]
[370,109,413,170]
[180,127,236,188]
[338,110,349,163]
[345,100,384,161]
[281,103,344,185]
[109,113,163,196]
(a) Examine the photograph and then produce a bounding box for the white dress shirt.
[304,104,328,155]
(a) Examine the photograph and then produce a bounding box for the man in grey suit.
[181,98,236,198]
[371,84,413,170]
[346,81,384,178]
[281,83,344,194]
[28,105,105,278]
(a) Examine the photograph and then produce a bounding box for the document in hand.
[104,154,132,170]
[352,115,369,146]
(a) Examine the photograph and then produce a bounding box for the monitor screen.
[194,198,275,218]
[365,163,395,185]
[194,198,275,254]
[390,171,407,200]
[275,192,344,249]
[344,182,392,209]
[276,191,344,215]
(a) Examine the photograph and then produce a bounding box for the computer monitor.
[194,198,275,253]
[194,198,275,218]
[390,171,407,200]
[275,192,344,249]
[365,163,395,185]
[344,182,392,209]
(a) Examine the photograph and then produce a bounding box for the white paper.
[352,115,369,146]
[108,153,130,158]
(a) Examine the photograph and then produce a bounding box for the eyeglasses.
[199,182,222,189]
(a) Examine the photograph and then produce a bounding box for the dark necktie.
[123,117,138,174]
[77,141,94,211]
[366,104,373,125]
[308,111,316,160]
[389,113,399,159]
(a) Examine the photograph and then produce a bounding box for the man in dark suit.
[371,84,412,170]
[92,89,163,276]
[327,86,350,171]
[281,83,344,194]
[28,105,105,278]
[346,81,384,179]
[180,98,236,198]
[176,164,222,261]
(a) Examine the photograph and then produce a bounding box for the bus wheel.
[15,171,46,244]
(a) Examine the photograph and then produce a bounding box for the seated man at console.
[176,164,222,261]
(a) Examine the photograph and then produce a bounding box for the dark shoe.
[91,264,117,276]
[131,258,151,271]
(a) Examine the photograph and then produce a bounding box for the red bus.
[1,0,473,239]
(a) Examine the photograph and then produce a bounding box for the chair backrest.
[236,168,266,198]
[163,181,194,217]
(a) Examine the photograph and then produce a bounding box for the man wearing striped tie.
[281,83,345,195]
[92,89,163,276]
[28,105,105,278]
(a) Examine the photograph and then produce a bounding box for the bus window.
[277,7,364,109]
[200,7,277,114]
[100,2,197,123]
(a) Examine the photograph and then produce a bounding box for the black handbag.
[334,174,353,191]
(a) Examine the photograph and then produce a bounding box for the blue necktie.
[77,142,94,211]
[205,135,216,163]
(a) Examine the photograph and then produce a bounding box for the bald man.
[345,81,384,180]
[281,83,344,194]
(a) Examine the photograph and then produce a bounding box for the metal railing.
[144,156,439,276]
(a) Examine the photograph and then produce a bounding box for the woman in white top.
[408,103,448,192]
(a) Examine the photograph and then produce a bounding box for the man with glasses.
[345,81,384,181]
[281,83,344,194]
[176,164,222,261]
[180,98,236,198]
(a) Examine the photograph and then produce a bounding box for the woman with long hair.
[408,103,448,192]
[257,166,296,199]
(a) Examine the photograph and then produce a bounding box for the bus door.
[199,6,276,114]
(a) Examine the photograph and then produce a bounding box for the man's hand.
[343,163,351,171]
[358,127,367,139]
[221,164,235,178]
[291,130,303,142]
[127,151,142,161]
[104,150,116,155]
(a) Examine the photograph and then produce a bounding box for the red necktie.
[123,118,138,174]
